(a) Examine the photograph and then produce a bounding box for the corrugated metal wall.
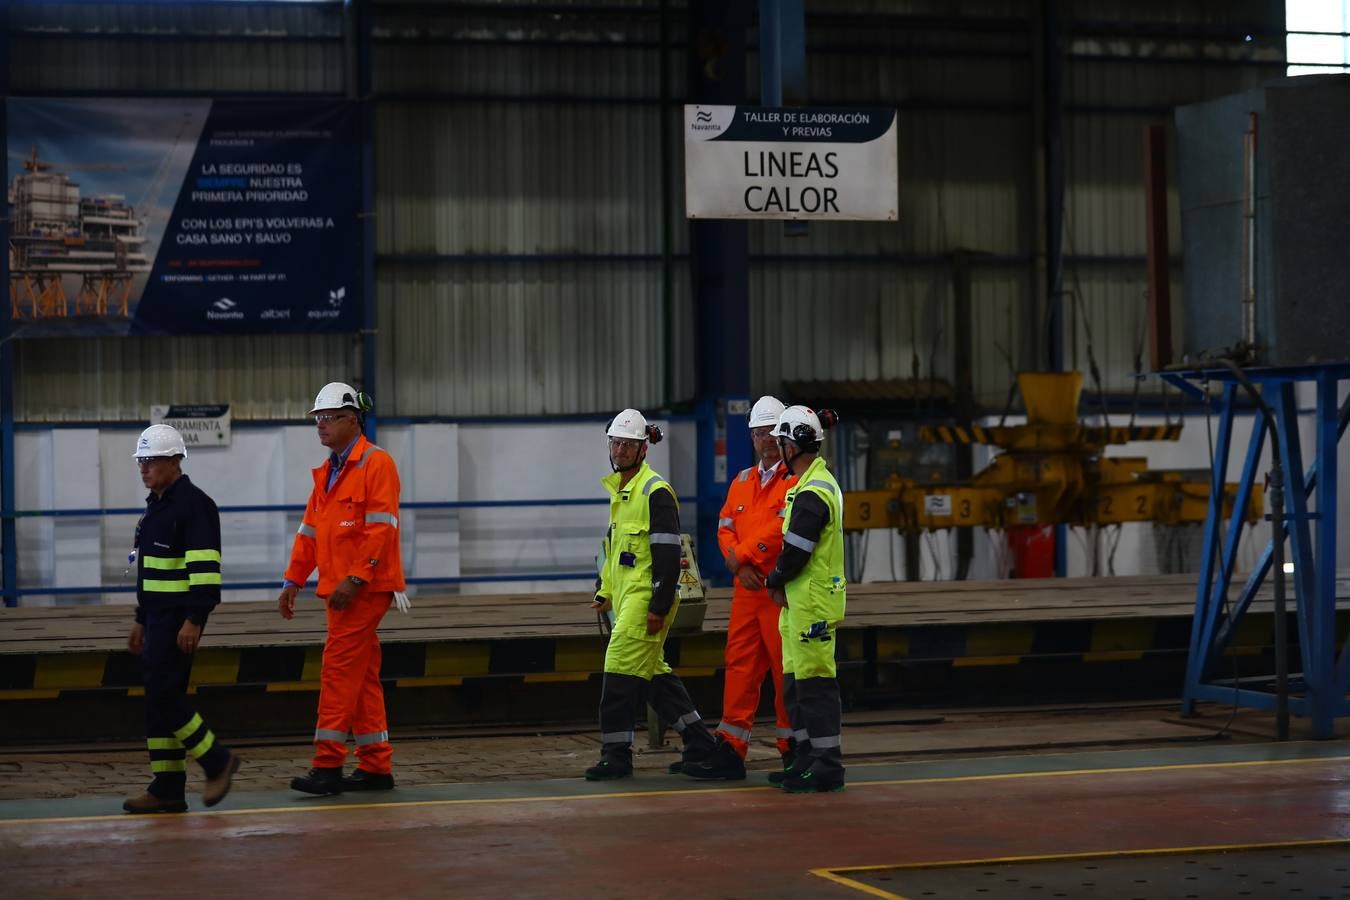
[9,0,1287,421]
[1061,0,1285,396]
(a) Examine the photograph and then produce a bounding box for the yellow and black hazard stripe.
[1,613,1322,702]
[919,425,993,445]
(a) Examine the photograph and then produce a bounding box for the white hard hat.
[308,381,363,416]
[775,405,827,451]
[606,408,662,444]
[748,395,785,428]
[133,424,187,460]
[607,408,649,441]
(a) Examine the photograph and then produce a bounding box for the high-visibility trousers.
[603,589,679,678]
[716,590,792,758]
[313,591,393,774]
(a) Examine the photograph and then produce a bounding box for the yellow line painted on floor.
[812,837,1350,899]
[3,753,1346,828]
[809,868,904,899]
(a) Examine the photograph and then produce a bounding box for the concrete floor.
[2,705,1349,899]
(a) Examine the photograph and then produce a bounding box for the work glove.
[393,591,412,614]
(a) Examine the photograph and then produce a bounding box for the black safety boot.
[666,740,714,774]
[290,766,344,796]
[782,767,846,794]
[767,750,805,787]
[585,757,634,781]
[123,791,188,814]
[342,768,395,791]
[682,740,747,780]
[585,745,634,781]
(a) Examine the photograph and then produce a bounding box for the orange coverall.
[715,463,796,759]
[285,434,405,775]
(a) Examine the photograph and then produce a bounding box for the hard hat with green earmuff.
[309,382,374,426]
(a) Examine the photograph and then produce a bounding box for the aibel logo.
[213,297,237,311]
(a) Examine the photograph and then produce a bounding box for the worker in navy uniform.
[123,424,241,814]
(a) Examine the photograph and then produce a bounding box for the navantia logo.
[213,297,237,311]
[696,109,712,122]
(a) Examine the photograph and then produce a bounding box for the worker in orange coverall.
[278,382,411,796]
[683,396,797,780]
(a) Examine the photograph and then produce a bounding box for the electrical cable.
[924,530,944,581]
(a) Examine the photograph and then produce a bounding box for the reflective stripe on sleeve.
[784,532,817,552]
[776,727,795,739]
[189,572,222,586]
[141,555,185,570]
[793,728,809,742]
[353,445,380,468]
[297,523,317,538]
[366,511,399,528]
[810,734,842,749]
[649,533,682,546]
[147,737,182,751]
[354,730,390,746]
[186,549,222,564]
[314,728,349,743]
[142,579,190,593]
[717,517,735,529]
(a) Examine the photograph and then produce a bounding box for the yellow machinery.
[843,372,1261,533]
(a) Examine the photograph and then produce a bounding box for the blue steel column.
[1181,383,1236,714]
[1,0,16,607]
[1313,374,1339,737]
[1273,384,1318,703]
[354,0,377,441]
[689,0,752,586]
[760,0,806,239]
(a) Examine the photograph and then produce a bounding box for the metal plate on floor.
[834,841,1350,899]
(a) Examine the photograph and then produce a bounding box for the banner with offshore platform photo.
[6,97,359,337]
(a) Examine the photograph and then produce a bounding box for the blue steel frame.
[1,0,14,607]
[1165,365,1350,739]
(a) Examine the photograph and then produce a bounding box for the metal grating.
[842,842,1350,899]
